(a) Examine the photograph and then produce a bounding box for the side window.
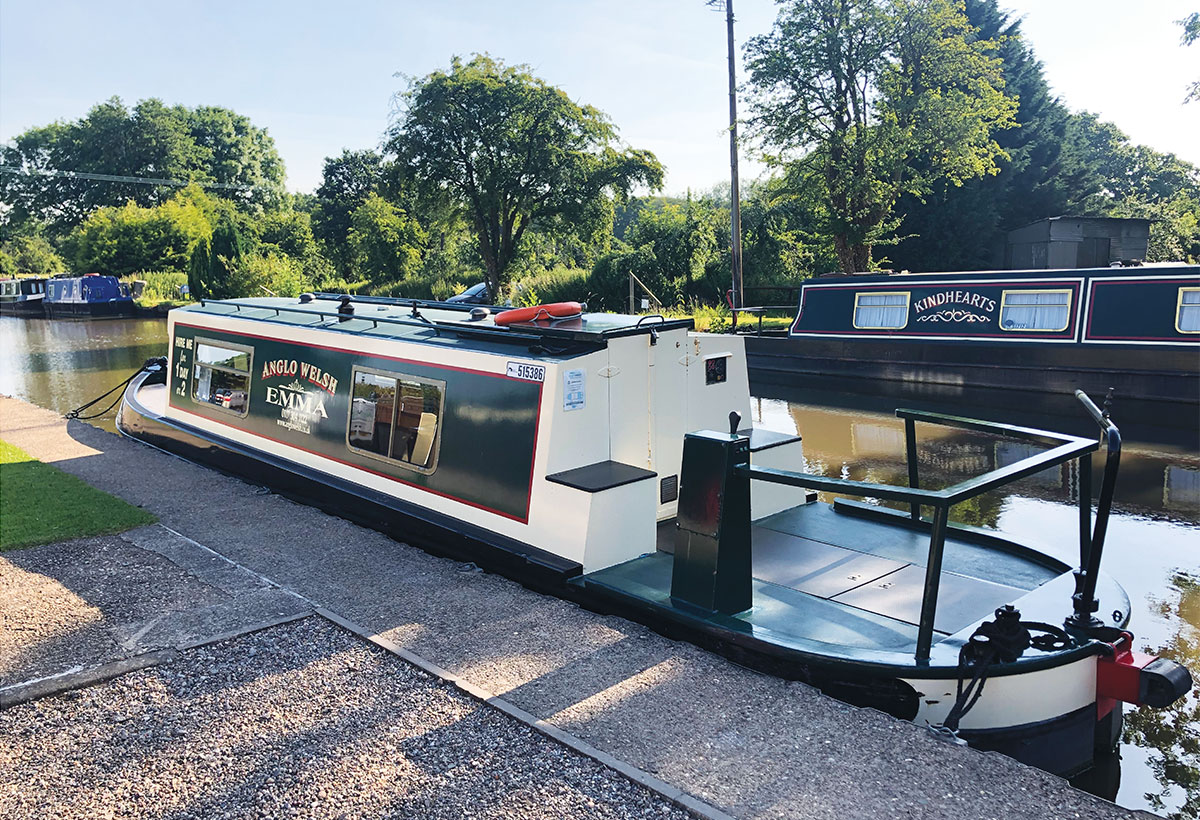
[1177,288,1200,333]
[853,292,909,329]
[348,368,444,472]
[192,339,252,416]
[1000,290,1071,332]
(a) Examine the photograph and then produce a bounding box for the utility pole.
[722,0,744,310]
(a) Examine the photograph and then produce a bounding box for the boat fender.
[1096,631,1193,709]
[494,302,583,326]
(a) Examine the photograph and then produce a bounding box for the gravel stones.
[0,617,692,820]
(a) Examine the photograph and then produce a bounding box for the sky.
[1,0,1197,197]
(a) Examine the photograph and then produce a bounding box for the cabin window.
[1177,288,1200,333]
[348,368,444,472]
[999,290,1071,332]
[853,292,909,329]
[191,339,252,416]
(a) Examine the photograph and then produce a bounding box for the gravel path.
[0,617,693,820]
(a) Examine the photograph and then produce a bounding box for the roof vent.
[469,307,490,322]
[298,292,314,303]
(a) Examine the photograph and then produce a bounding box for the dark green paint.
[168,322,542,520]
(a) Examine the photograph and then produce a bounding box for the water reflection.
[1125,571,1200,819]
[0,317,168,431]
[752,386,1199,816]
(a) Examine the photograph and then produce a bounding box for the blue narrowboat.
[0,277,48,317]
[746,264,1200,408]
[116,293,1191,779]
[44,273,136,318]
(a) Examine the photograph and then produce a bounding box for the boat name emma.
[260,359,339,395]
[913,291,997,314]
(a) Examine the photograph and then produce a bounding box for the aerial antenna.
[708,0,744,311]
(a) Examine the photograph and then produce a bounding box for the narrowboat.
[0,277,48,317]
[44,273,136,318]
[747,264,1200,408]
[116,293,1191,778]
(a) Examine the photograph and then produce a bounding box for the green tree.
[208,217,246,299]
[0,249,16,277]
[188,237,212,299]
[891,0,1078,272]
[347,193,426,283]
[0,97,285,236]
[2,235,66,274]
[385,55,663,297]
[745,0,1017,272]
[63,190,212,276]
[311,149,385,273]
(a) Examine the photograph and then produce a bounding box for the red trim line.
[174,321,534,382]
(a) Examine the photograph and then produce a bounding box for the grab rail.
[679,392,1118,662]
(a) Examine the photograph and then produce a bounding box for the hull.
[746,335,1200,407]
[0,298,46,317]
[44,299,136,319]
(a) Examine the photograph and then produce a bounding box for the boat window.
[1177,288,1200,333]
[347,368,444,472]
[191,339,252,417]
[999,290,1071,332]
[853,292,909,329]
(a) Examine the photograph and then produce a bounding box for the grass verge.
[0,439,156,551]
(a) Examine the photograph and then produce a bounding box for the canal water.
[1,315,1197,817]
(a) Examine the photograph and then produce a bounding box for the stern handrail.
[730,394,1112,662]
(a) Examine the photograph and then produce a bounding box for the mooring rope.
[65,357,166,421]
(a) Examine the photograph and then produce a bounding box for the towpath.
[0,396,1149,819]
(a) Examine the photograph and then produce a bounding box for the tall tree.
[311,149,385,273]
[0,97,285,237]
[385,55,663,297]
[745,0,1017,272]
[890,0,1075,271]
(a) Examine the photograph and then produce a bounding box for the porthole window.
[1000,290,1071,332]
[853,292,910,329]
[191,339,252,416]
[348,368,445,473]
[1177,288,1200,333]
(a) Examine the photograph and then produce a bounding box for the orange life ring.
[494,301,583,326]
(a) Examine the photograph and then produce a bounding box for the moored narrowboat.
[45,273,136,318]
[747,264,1200,407]
[117,293,1191,778]
[0,277,48,317]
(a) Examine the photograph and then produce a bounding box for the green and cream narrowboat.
[117,293,1191,778]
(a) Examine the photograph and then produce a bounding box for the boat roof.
[173,294,693,359]
[808,263,1200,284]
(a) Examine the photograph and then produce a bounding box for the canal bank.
[0,396,1151,819]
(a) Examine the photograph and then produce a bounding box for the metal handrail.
[732,394,1113,662]
[194,298,547,344]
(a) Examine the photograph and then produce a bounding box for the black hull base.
[44,301,137,319]
[746,336,1200,408]
[117,372,1116,778]
[0,300,46,317]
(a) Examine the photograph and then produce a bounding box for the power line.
[0,165,269,192]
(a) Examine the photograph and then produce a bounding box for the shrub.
[510,265,590,307]
[122,271,190,304]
